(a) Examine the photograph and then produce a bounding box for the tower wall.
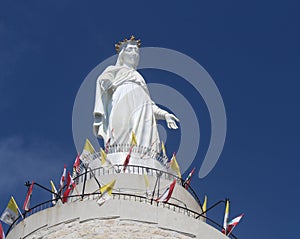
[7,171,228,239]
[7,197,227,239]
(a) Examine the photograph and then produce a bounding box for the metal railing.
[7,191,237,239]
[73,164,202,207]
[81,145,169,166]
[6,164,237,238]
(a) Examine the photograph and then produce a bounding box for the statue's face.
[122,43,140,68]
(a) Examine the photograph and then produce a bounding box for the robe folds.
[93,65,162,153]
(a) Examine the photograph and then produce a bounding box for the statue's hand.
[165,113,180,129]
[94,113,103,124]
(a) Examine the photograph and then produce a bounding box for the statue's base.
[89,152,166,171]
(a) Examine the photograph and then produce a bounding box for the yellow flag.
[202,195,207,222]
[100,179,116,196]
[50,180,57,194]
[8,197,18,216]
[203,195,207,212]
[50,180,58,205]
[82,138,95,155]
[161,141,167,157]
[143,174,149,189]
[0,196,19,225]
[223,199,230,230]
[100,148,107,165]
[170,153,181,178]
[131,132,137,147]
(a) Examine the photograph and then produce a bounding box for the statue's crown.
[115,35,141,52]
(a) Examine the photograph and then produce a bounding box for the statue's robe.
[93,65,161,152]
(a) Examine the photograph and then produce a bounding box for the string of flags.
[0,134,244,237]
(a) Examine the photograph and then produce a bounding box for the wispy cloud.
[0,136,72,206]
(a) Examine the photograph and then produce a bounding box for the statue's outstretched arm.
[152,103,179,129]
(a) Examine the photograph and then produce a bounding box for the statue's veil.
[115,48,125,66]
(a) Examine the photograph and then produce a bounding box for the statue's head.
[115,35,141,69]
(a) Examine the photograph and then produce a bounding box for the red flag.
[105,138,111,153]
[23,181,34,211]
[62,188,72,203]
[183,167,195,189]
[66,172,71,189]
[73,154,81,174]
[155,179,176,203]
[62,172,76,203]
[69,174,76,189]
[59,165,67,191]
[123,153,131,172]
[226,213,244,235]
[0,222,5,239]
[65,172,76,189]
[123,147,133,172]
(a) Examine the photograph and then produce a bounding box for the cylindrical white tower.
[6,152,230,239]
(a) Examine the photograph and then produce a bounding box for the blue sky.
[1,1,300,238]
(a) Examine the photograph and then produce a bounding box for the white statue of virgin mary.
[93,36,179,153]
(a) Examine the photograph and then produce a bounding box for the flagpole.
[81,164,88,200]
[227,225,236,237]
[226,213,244,237]
[141,139,158,159]
[227,225,237,236]
[223,198,229,235]
[30,182,62,200]
[87,166,102,189]
[73,184,80,196]
[11,197,24,219]
[157,173,160,205]
[150,171,162,205]
[17,206,24,219]
[196,199,226,219]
